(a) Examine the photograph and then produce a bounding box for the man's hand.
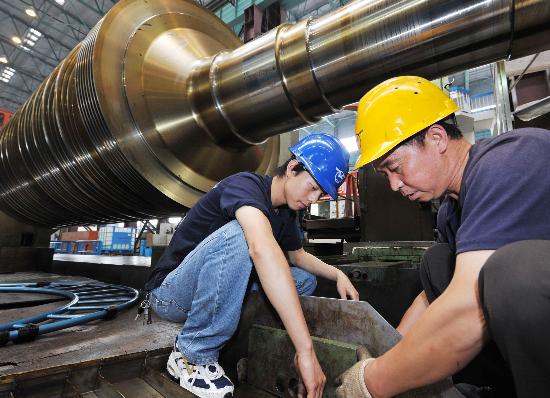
[287,249,359,300]
[294,349,326,398]
[287,249,359,301]
[336,270,360,300]
[335,346,374,398]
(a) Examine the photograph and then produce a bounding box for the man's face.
[285,162,323,210]
[373,137,446,202]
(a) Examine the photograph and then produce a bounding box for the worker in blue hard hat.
[144,133,358,398]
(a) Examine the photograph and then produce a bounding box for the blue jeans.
[150,220,317,365]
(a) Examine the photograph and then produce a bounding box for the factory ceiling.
[0,0,116,113]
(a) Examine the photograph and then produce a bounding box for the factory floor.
[0,272,272,397]
[1,249,434,397]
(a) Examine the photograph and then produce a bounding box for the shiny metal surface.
[0,0,549,226]
[197,0,550,144]
[514,96,550,122]
[494,60,514,134]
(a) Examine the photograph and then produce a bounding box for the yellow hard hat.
[354,76,459,169]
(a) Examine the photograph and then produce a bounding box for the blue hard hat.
[289,134,349,200]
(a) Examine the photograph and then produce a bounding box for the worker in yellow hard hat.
[335,76,550,398]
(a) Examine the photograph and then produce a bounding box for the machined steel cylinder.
[1,0,549,227]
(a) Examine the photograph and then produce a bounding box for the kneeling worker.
[144,133,359,398]
[336,76,550,398]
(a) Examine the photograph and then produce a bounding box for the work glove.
[335,345,375,398]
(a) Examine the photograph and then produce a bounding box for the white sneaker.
[166,347,234,398]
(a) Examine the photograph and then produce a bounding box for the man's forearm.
[291,250,340,281]
[396,291,429,336]
[365,285,486,397]
[253,248,314,352]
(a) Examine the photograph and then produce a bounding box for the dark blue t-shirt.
[145,172,302,290]
[437,128,550,254]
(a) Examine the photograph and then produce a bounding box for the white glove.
[335,345,375,398]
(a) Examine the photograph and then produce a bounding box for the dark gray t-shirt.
[438,128,550,254]
[145,172,302,290]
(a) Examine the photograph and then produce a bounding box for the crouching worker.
[336,76,550,398]
[144,133,359,398]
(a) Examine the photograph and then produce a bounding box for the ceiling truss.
[0,0,117,113]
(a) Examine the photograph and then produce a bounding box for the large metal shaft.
[1,0,549,227]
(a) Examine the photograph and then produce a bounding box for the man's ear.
[286,159,300,177]
[426,124,449,153]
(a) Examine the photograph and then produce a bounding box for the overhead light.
[55,0,65,5]
[0,56,7,64]
[21,28,42,48]
[25,8,37,17]
[1,67,16,83]
[12,36,22,44]
[29,28,42,37]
